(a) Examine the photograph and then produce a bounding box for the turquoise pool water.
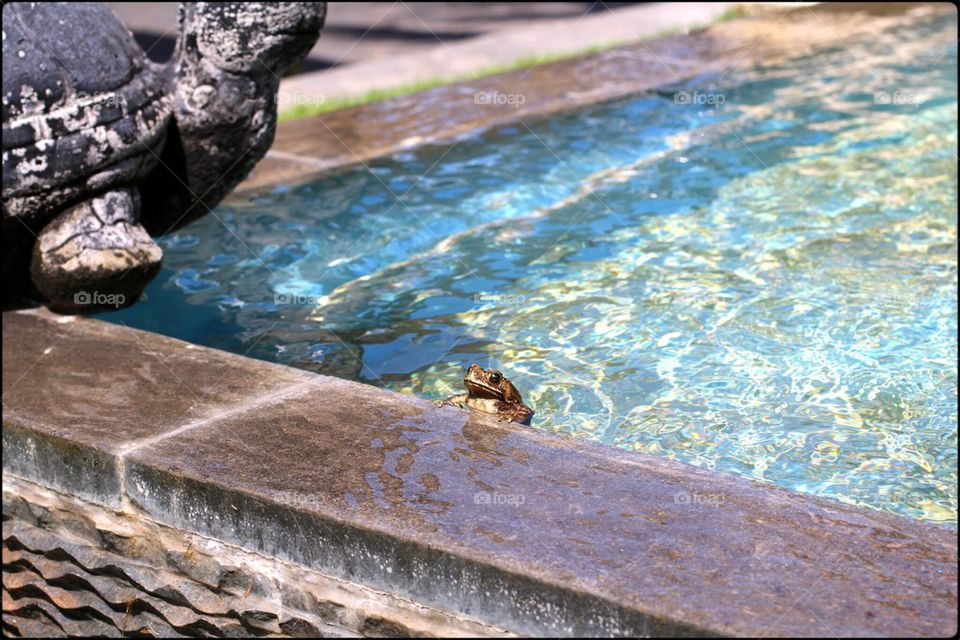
[107,14,958,525]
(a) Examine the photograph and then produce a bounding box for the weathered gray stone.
[2,424,124,509]
[3,476,505,637]
[30,189,163,312]
[139,2,326,237]
[1,2,325,310]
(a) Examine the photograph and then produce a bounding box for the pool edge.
[3,307,957,637]
[235,2,957,195]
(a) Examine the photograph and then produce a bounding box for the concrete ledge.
[3,308,957,636]
[275,2,737,112]
[239,2,955,193]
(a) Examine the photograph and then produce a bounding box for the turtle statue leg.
[139,2,326,235]
[30,189,162,312]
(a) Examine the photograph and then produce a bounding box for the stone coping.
[3,308,957,637]
[273,2,737,115]
[236,2,955,193]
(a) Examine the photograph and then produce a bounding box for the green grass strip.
[278,5,746,122]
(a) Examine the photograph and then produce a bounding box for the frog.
[435,364,534,425]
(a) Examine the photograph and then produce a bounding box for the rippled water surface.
[109,14,958,524]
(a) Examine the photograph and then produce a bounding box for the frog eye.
[488,371,502,384]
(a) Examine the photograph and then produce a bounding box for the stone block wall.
[2,476,506,637]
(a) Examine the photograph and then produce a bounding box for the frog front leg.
[498,402,534,426]
[434,393,469,408]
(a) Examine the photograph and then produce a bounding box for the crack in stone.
[116,380,317,456]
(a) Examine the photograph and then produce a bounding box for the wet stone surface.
[1,308,314,449]
[3,476,502,637]
[1,308,313,504]
[2,308,957,636]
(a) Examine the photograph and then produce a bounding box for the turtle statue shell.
[1,2,326,311]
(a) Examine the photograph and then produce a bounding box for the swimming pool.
[107,12,957,525]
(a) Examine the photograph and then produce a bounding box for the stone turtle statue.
[2,2,325,311]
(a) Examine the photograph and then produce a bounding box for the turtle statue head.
[1,2,326,312]
[187,2,325,73]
